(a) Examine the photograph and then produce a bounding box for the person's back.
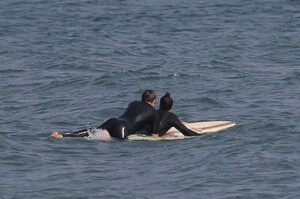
[119,100,159,134]
[157,109,198,136]
[157,92,200,137]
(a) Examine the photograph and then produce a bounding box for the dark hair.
[159,92,173,110]
[142,89,156,103]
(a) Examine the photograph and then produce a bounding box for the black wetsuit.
[62,101,159,139]
[157,110,200,136]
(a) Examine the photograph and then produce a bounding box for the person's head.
[159,92,173,111]
[142,89,157,106]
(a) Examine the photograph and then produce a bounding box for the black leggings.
[62,129,89,138]
[62,118,129,139]
[98,118,129,139]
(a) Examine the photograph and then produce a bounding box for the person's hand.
[51,131,63,139]
[151,133,159,138]
[182,122,188,126]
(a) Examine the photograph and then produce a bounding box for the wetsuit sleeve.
[152,111,160,134]
[168,113,200,136]
[62,128,89,138]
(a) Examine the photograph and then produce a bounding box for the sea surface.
[1,0,300,198]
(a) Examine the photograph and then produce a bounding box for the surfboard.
[127,121,236,141]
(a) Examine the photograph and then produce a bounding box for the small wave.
[208,88,234,94]
[169,72,194,78]
[282,71,300,83]
[198,97,222,106]
[92,73,114,84]
[173,72,181,78]
[135,65,163,73]
[93,16,113,22]
[38,77,88,92]
[0,69,25,74]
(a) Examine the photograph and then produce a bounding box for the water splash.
[173,72,181,78]
[86,128,112,141]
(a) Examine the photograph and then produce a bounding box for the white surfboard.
[127,121,236,141]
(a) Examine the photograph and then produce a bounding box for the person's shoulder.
[157,109,167,115]
[158,110,176,118]
[129,101,153,109]
[128,100,140,106]
[168,111,179,119]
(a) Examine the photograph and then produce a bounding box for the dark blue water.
[1,0,300,198]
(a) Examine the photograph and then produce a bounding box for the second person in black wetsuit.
[157,92,201,137]
[51,89,160,139]
[99,90,160,139]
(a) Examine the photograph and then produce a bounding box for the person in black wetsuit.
[51,89,160,139]
[157,92,201,137]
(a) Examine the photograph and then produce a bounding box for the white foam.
[86,128,112,141]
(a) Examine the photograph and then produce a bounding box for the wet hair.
[141,89,156,103]
[159,92,173,110]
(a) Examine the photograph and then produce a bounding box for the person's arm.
[169,113,201,136]
[151,111,160,138]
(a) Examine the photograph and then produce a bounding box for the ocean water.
[1,0,300,198]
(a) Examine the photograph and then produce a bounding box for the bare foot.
[51,131,63,139]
